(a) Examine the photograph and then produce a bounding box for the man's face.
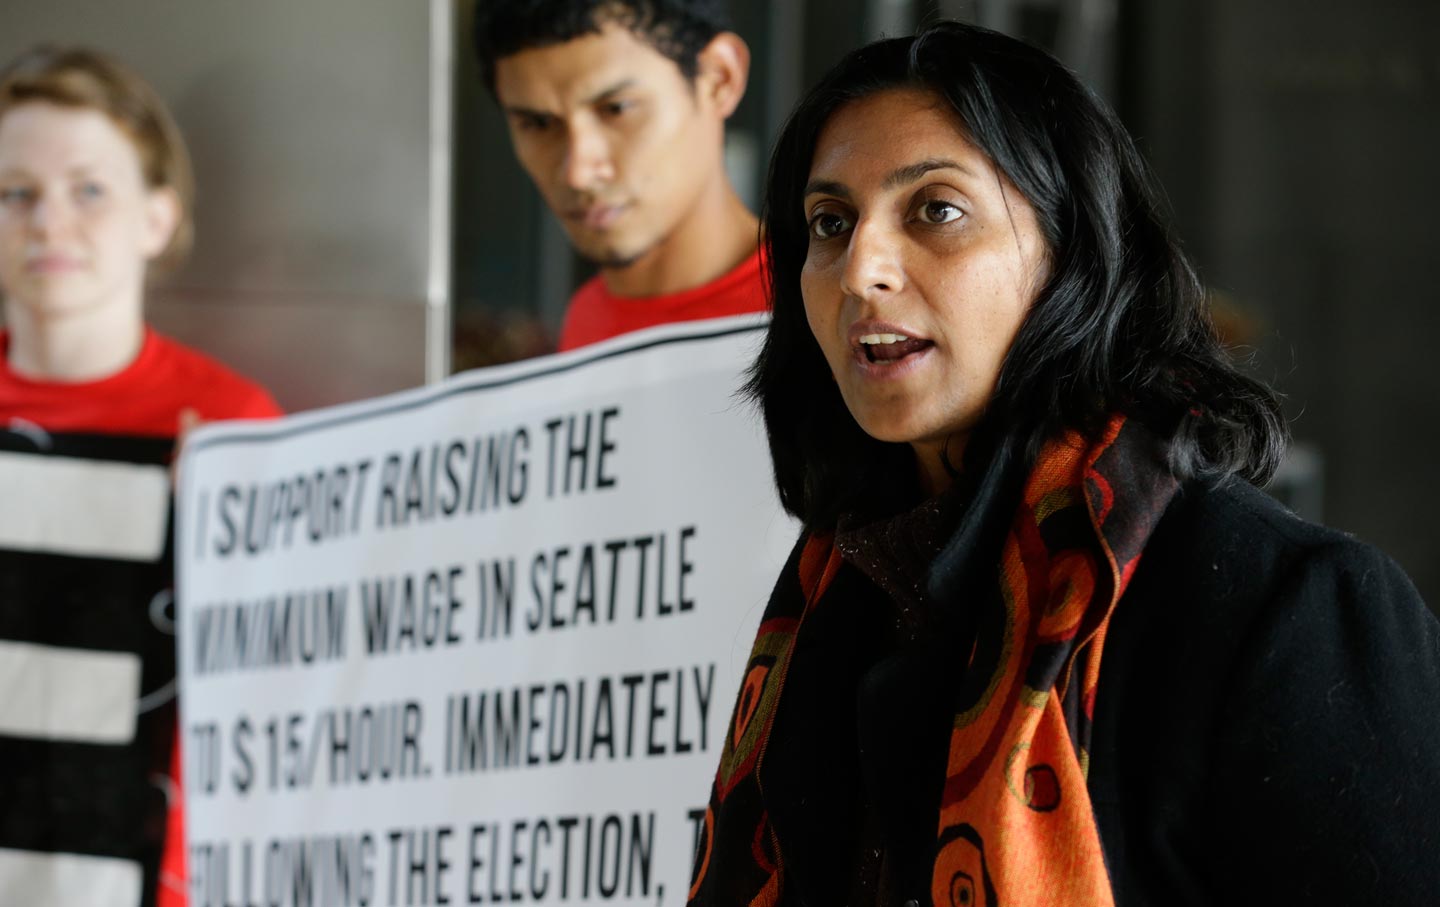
[494,22,727,269]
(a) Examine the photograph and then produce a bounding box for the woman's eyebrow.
[804,158,979,200]
[0,164,98,179]
[802,178,850,201]
[883,157,975,188]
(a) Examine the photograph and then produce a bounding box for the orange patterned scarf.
[927,415,1177,904]
[690,415,1179,906]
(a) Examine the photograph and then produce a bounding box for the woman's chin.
[853,412,974,463]
[851,413,928,448]
[8,284,123,322]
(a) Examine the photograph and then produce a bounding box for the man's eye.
[918,200,963,225]
[808,212,852,239]
[516,113,555,132]
[598,100,632,118]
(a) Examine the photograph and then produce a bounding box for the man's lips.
[567,202,630,230]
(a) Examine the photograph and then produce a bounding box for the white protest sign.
[176,316,796,907]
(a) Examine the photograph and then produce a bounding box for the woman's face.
[0,102,176,323]
[800,88,1049,484]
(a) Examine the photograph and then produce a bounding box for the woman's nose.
[839,218,905,300]
[27,193,75,236]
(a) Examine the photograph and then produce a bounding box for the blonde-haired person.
[0,46,279,907]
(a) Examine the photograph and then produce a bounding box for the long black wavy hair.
[748,20,1288,530]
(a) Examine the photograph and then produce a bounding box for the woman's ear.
[140,185,181,261]
[696,31,750,120]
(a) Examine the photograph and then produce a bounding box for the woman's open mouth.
[856,332,934,364]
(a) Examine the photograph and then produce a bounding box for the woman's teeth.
[858,333,931,363]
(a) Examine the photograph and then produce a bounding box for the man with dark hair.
[474,0,764,351]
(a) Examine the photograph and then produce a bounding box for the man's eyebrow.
[501,78,638,119]
[882,158,977,189]
[501,102,552,119]
[582,78,637,105]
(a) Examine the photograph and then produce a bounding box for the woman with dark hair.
[688,20,1439,907]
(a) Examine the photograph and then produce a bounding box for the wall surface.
[1132,0,1440,604]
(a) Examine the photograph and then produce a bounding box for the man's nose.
[561,124,615,191]
[839,218,906,300]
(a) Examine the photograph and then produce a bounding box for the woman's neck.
[3,300,145,382]
[913,434,968,497]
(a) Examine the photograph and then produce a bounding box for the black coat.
[1092,478,1440,904]
[692,474,1440,906]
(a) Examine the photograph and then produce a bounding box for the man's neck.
[3,299,146,383]
[600,181,759,299]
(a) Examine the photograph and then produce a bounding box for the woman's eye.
[918,199,963,225]
[0,186,36,208]
[808,212,852,239]
[75,181,105,202]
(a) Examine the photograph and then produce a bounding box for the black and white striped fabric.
[0,428,177,907]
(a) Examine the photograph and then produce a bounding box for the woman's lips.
[840,326,933,374]
[25,255,83,274]
[863,336,932,362]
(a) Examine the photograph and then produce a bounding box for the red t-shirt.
[557,249,767,351]
[1,327,279,907]
[0,327,281,435]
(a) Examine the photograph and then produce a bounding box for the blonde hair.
[0,45,195,270]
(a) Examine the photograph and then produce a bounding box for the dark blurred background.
[4,0,1436,604]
